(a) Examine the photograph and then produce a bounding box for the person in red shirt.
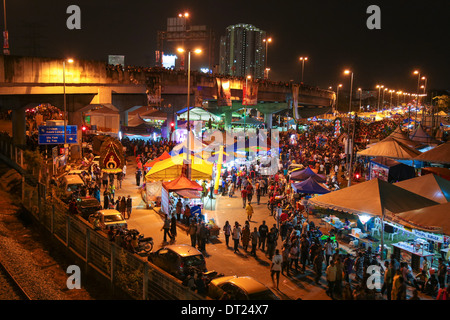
[241,188,248,208]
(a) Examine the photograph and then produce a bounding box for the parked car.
[148,244,206,280]
[89,209,127,230]
[208,276,280,300]
[66,169,91,184]
[76,197,102,220]
[59,174,85,202]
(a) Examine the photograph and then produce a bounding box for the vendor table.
[348,233,379,252]
[392,242,434,272]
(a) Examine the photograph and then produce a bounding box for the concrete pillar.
[264,113,273,129]
[12,107,27,147]
[120,111,129,127]
[224,110,232,130]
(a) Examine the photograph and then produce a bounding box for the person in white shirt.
[271,249,283,289]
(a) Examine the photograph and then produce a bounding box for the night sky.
[2,0,449,91]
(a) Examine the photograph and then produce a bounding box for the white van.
[60,175,85,201]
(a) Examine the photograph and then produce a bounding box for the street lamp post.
[336,84,342,114]
[413,70,421,128]
[376,85,384,111]
[344,70,354,186]
[358,88,362,111]
[244,75,252,133]
[263,37,272,74]
[299,57,308,83]
[63,58,74,147]
[177,48,201,166]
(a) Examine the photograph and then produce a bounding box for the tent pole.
[380,206,385,261]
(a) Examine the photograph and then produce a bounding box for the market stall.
[369,156,415,183]
[145,153,213,181]
[357,136,422,160]
[160,175,203,217]
[290,166,327,183]
[308,178,440,257]
[394,174,450,204]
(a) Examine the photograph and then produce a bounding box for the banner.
[216,78,232,107]
[242,81,258,106]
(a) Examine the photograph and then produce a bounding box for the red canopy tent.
[162,175,203,192]
[143,151,171,169]
[161,175,203,215]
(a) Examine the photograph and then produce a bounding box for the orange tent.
[162,175,203,192]
[143,151,171,169]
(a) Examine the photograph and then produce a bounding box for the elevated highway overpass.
[0,55,335,149]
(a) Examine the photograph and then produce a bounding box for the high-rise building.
[219,24,266,79]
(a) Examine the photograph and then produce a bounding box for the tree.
[432,95,450,113]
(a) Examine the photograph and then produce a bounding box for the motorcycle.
[125,229,154,254]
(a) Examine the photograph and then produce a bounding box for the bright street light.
[263,37,272,72]
[299,56,308,83]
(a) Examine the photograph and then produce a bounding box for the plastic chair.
[371,217,381,237]
[387,227,399,241]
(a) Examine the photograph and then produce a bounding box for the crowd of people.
[198,117,449,300]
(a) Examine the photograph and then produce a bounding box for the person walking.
[258,221,269,251]
[313,249,324,284]
[187,220,198,247]
[94,185,101,204]
[135,168,142,186]
[161,216,171,243]
[271,249,283,290]
[324,237,333,267]
[109,183,115,202]
[223,221,232,248]
[382,260,394,300]
[299,233,310,273]
[250,227,259,256]
[241,188,248,208]
[245,202,254,222]
[437,258,448,290]
[241,222,251,252]
[126,195,132,219]
[326,260,337,299]
[232,222,242,253]
[198,221,209,251]
[170,215,177,242]
[175,199,182,222]
[103,191,110,209]
[334,257,344,296]
[116,171,123,189]
[119,196,126,218]
[266,229,277,260]
[256,184,261,205]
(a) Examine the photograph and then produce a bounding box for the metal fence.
[0,138,203,300]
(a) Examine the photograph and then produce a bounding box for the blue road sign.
[38,125,78,145]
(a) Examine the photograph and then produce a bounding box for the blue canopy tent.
[290,167,327,183]
[292,177,330,194]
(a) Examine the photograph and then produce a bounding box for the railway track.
[0,257,33,300]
